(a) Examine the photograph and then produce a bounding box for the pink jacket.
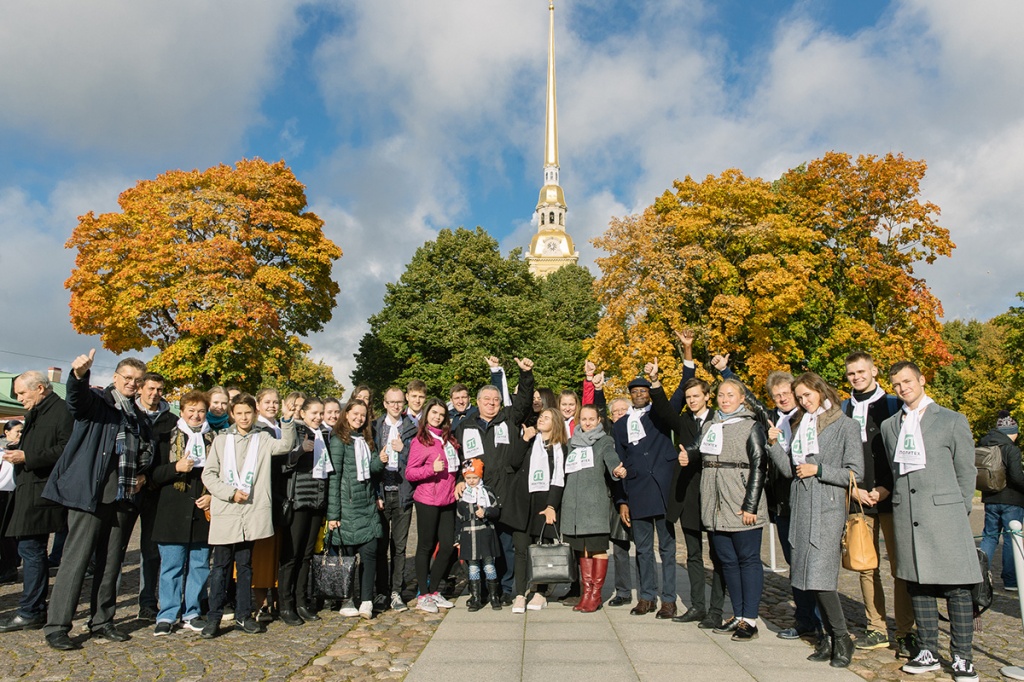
[405,427,457,507]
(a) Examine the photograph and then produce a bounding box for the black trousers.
[278,509,325,611]
[376,491,412,596]
[341,540,377,604]
[44,503,133,636]
[208,541,255,622]
[682,527,726,615]
[414,501,455,595]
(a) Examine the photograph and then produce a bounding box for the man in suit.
[612,362,678,619]
[882,361,980,682]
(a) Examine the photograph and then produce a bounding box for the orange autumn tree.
[65,158,343,389]
[591,152,953,399]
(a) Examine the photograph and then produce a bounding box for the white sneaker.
[527,592,547,611]
[902,649,941,674]
[417,594,439,614]
[358,601,373,619]
[951,655,978,682]
[512,596,526,614]
[431,592,455,609]
[338,600,360,617]
[391,592,409,612]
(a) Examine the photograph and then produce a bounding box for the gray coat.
[769,410,864,591]
[560,432,621,537]
[881,402,982,586]
[696,412,769,532]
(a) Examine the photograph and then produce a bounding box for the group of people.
[0,336,1017,682]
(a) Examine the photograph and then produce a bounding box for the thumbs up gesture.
[72,349,96,379]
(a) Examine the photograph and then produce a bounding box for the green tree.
[352,227,599,397]
[65,158,343,389]
[996,291,1024,424]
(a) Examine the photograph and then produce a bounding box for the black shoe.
[45,631,80,651]
[279,609,304,627]
[487,580,503,611]
[672,607,706,624]
[153,622,173,637]
[183,617,207,632]
[501,592,514,606]
[136,606,157,623]
[777,626,816,640]
[894,632,918,659]
[830,634,854,668]
[200,619,219,639]
[297,606,321,621]
[698,614,723,629]
[0,613,45,632]
[92,623,130,642]
[466,580,485,612]
[732,621,758,641]
[255,606,274,624]
[372,593,389,613]
[807,634,833,662]
[0,568,18,584]
[236,617,262,634]
[712,617,739,634]
[607,595,632,607]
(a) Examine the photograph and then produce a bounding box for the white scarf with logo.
[353,435,372,481]
[564,445,594,474]
[626,405,650,444]
[776,407,797,453]
[431,432,460,472]
[385,417,401,471]
[311,426,333,480]
[528,438,565,493]
[850,385,885,443]
[699,416,745,455]
[790,401,831,465]
[461,483,491,509]
[894,396,933,475]
[257,415,281,439]
[222,432,260,495]
[177,418,210,467]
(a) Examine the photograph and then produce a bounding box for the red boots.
[574,556,608,613]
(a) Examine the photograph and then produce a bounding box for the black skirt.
[565,533,610,554]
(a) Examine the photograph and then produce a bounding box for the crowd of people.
[0,334,1020,682]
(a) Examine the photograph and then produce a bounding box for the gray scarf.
[570,422,605,449]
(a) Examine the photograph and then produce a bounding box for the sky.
[1,0,1022,387]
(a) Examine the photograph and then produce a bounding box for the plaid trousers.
[906,582,974,661]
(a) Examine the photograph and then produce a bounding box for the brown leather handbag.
[842,470,878,571]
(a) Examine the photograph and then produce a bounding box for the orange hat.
[462,458,484,478]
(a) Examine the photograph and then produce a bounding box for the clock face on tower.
[543,237,561,255]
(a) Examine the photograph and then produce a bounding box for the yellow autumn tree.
[65,158,343,389]
[591,152,953,400]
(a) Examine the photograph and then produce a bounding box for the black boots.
[487,579,503,610]
[807,634,833,662]
[831,634,854,668]
[467,580,485,612]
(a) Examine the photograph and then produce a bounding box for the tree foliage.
[352,227,599,397]
[261,355,347,401]
[65,158,343,389]
[591,152,954,398]
[996,292,1024,424]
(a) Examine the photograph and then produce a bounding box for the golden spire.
[544,1,559,169]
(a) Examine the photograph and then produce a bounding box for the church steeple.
[528,0,579,277]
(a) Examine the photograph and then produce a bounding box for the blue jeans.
[17,535,50,617]
[157,543,211,623]
[711,528,763,619]
[632,515,676,602]
[773,514,820,632]
[980,503,1024,588]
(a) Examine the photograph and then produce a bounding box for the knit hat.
[462,458,484,478]
[996,410,1019,436]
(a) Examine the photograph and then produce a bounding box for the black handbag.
[527,523,577,585]
[311,531,356,601]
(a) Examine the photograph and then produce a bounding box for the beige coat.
[202,421,296,545]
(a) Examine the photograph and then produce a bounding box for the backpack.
[975,445,1007,493]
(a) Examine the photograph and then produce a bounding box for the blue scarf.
[206,410,230,431]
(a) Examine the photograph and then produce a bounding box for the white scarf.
[850,385,885,443]
[493,367,512,407]
[699,416,746,455]
[626,405,650,444]
[384,417,401,471]
[177,418,210,467]
[257,415,281,439]
[772,407,796,453]
[564,417,574,439]
[791,401,831,465]
[0,460,14,492]
[310,426,333,480]
[564,445,594,473]
[894,396,933,475]
[431,432,460,472]
[222,432,260,495]
[528,438,565,492]
[461,483,491,509]
[353,435,372,481]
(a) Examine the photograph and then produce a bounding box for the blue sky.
[1,0,1021,386]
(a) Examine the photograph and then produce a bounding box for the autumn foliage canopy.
[65,158,343,389]
[590,152,954,398]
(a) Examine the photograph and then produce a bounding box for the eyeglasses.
[384,400,404,406]
[116,373,142,386]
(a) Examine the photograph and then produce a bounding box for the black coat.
[150,426,213,545]
[612,401,677,520]
[979,429,1024,507]
[282,422,329,512]
[650,385,708,530]
[841,391,899,514]
[504,439,565,537]
[5,391,73,537]
[374,414,419,510]
[43,371,154,513]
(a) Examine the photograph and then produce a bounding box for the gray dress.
[768,409,864,591]
[561,430,621,537]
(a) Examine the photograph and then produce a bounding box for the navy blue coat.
[374,414,419,510]
[42,370,154,513]
[612,404,677,520]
